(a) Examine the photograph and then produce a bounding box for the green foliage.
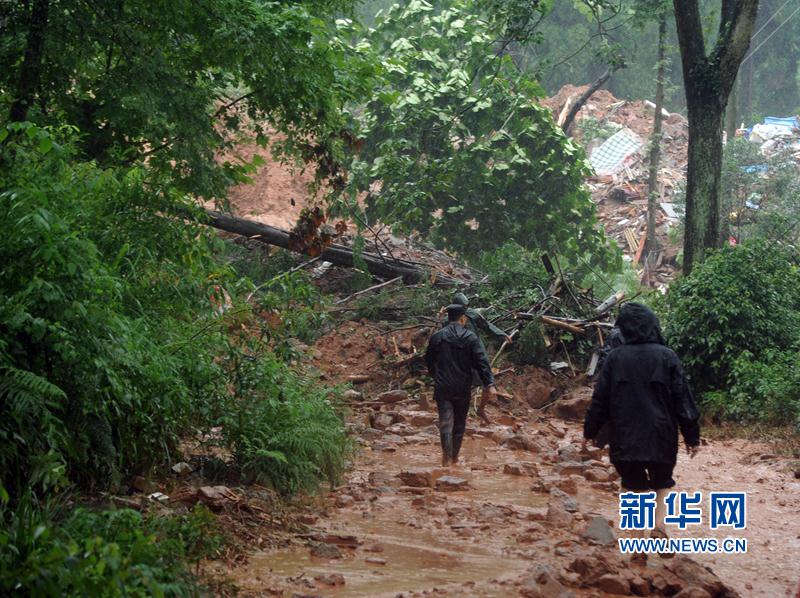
[0,125,348,499]
[1,0,369,198]
[0,496,219,597]
[221,351,349,493]
[662,241,800,396]
[336,0,616,267]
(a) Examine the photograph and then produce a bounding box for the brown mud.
[227,369,800,597]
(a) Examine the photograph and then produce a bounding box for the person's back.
[585,303,699,468]
[426,304,495,466]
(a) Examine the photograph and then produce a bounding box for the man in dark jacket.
[584,303,700,537]
[426,304,497,466]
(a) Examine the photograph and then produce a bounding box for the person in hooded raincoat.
[583,303,700,544]
[447,292,512,347]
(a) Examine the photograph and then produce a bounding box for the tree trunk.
[683,99,725,270]
[562,66,620,134]
[9,0,50,122]
[200,209,455,284]
[725,77,739,142]
[646,16,668,256]
[672,0,760,274]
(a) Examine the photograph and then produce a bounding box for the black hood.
[617,302,665,345]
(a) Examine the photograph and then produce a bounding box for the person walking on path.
[426,303,497,466]
[583,303,701,549]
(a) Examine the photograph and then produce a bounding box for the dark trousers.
[435,393,470,461]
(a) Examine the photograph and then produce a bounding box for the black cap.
[446,304,467,320]
[452,292,469,306]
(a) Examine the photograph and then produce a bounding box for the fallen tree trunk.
[201,209,444,284]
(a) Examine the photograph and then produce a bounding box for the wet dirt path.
[230,401,800,597]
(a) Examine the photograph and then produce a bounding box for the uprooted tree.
[672,0,760,273]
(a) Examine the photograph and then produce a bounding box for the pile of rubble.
[543,84,690,290]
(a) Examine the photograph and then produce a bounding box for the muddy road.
[229,383,800,597]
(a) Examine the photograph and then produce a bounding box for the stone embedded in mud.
[310,543,343,559]
[505,433,545,453]
[398,467,446,487]
[171,462,193,478]
[197,485,235,509]
[582,467,611,482]
[581,515,616,546]
[492,427,515,445]
[314,573,345,586]
[551,389,592,421]
[546,502,574,528]
[520,564,575,598]
[568,552,620,584]
[435,475,470,491]
[396,410,437,427]
[554,461,587,476]
[342,389,363,401]
[650,569,684,595]
[365,556,387,565]
[550,488,579,512]
[504,461,539,476]
[665,557,729,597]
[376,389,409,404]
[335,494,355,508]
[596,573,632,595]
[369,412,396,430]
[557,444,581,463]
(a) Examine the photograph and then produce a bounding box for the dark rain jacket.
[426,322,495,398]
[583,303,700,465]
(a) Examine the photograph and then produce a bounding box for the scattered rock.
[397,410,437,427]
[130,475,151,493]
[521,564,575,598]
[314,573,345,586]
[365,556,387,565]
[581,516,616,546]
[582,467,611,482]
[504,462,539,476]
[347,374,371,384]
[398,467,445,488]
[650,569,684,596]
[492,428,515,446]
[551,389,592,421]
[171,462,193,478]
[665,557,728,596]
[546,502,574,528]
[596,573,632,595]
[148,491,169,504]
[505,433,544,453]
[376,389,409,404]
[335,494,355,508]
[370,412,396,430]
[343,389,363,401]
[568,552,620,585]
[673,589,712,598]
[310,543,343,559]
[436,476,470,491]
[554,461,586,476]
[550,488,578,512]
[197,485,236,509]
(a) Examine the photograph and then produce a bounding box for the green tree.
[672,0,760,274]
[336,0,616,268]
[1,0,363,198]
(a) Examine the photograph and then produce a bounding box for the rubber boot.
[451,433,464,466]
[440,431,453,467]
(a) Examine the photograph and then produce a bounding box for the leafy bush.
[221,351,349,493]
[726,349,800,428]
[662,241,800,417]
[0,494,218,597]
[0,125,349,498]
